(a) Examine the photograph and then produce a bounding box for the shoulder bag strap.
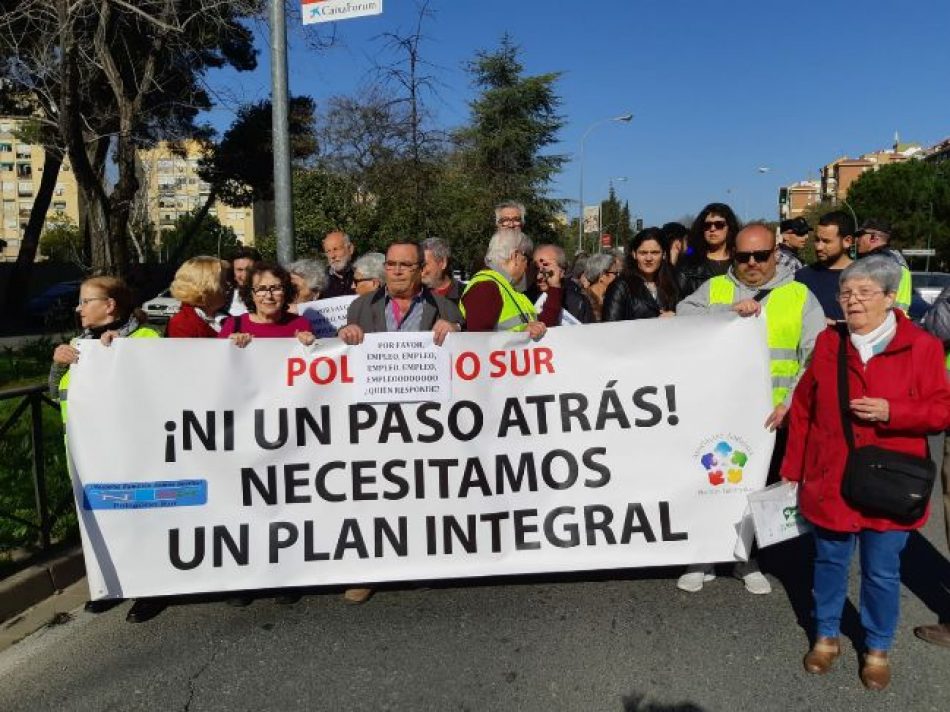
[836,324,855,451]
[752,288,771,303]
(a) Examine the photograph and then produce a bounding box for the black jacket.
[324,265,355,298]
[602,276,674,322]
[677,256,730,300]
[526,281,594,325]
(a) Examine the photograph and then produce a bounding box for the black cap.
[779,217,810,236]
[855,218,891,237]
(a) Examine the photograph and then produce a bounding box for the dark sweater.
[795,264,846,321]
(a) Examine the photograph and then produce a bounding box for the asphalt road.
[0,489,947,711]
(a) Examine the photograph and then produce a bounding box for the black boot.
[85,599,122,614]
[126,598,167,624]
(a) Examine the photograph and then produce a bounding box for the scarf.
[850,310,897,364]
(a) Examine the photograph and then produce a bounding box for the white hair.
[840,255,902,295]
[485,228,533,271]
[353,252,386,281]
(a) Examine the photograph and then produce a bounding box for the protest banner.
[66,314,774,599]
[295,295,356,338]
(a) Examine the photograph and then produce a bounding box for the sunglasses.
[704,220,727,231]
[734,250,773,264]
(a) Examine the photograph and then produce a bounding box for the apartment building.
[138,140,268,246]
[0,116,82,262]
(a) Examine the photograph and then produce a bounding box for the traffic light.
[635,218,643,231]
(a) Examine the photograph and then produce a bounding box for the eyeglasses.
[77,297,109,307]
[252,285,284,296]
[734,250,774,264]
[837,289,885,303]
[497,216,523,226]
[353,277,377,284]
[704,220,727,231]
[605,270,620,276]
[384,261,421,271]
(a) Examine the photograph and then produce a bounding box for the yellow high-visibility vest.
[460,269,537,332]
[709,276,808,406]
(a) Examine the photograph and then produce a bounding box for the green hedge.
[0,338,77,556]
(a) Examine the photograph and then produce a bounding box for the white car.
[912,272,950,305]
[143,289,181,322]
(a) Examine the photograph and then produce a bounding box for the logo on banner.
[83,480,208,510]
[693,436,754,494]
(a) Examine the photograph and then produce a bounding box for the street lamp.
[578,113,633,253]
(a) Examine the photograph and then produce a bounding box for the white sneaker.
[677,564,716,592]
[734,560,772,595]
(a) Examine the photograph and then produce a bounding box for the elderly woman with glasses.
[781,255,950,690]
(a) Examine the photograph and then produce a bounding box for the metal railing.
[0,383,65,551]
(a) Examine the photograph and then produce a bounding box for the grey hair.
[839,255,902,295]
[485,228,533,270]
[322,230,352,245]
[287,259,329,294]
[584,253,615,283]
[421,237,451,263]
[353,252,386,282]
[494,200,527,222]
[534,243,568,269]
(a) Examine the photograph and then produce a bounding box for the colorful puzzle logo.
[700,441,749,486]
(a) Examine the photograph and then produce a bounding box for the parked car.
[912,272,950,305]
[25,280,82,330]
[143,289,181,322]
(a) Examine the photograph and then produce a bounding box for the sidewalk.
[0,547,85,627]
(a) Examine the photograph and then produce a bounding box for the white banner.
[302,0,382,25]
[66,315,774,599]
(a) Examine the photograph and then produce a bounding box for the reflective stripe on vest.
[896,266,912,313]
[460,269,537,332]
[709,276,807,406]
[59,326,161,424]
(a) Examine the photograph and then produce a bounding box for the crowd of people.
[48,199,950,690]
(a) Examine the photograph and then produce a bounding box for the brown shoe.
[803,636,840,674]
[343,587,373,605]
[860,651,891,691]
[914,623,950,648]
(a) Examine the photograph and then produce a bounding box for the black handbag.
[836,326,936,522]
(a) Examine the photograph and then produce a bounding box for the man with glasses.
[494,200,526,230]
[460,228,557,336]
[336,240,463,605]
[677,223,825,595]
[339,240,463,348]
[855,219,912,313]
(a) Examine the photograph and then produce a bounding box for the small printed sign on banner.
[352,332,451,403]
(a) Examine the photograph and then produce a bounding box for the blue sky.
[205,0,950,226]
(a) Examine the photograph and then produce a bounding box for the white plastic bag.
[748,481,811,548]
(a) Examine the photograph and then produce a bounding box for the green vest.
[709,276,808,406]
[460,269,538,332]
[896,266,912,313]
[58,326,160,424]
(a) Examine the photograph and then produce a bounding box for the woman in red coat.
[781,255,950,690]
[166,256,229,338]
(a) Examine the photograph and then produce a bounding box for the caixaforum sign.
[302,0,383,25]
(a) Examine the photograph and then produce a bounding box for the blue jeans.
[812,527,910,651]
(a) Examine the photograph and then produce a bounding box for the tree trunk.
[0,151,63,330]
